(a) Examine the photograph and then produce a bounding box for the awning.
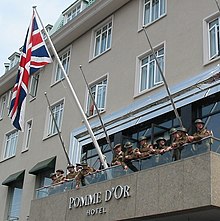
[2,170,25,186]
[70,65,220,146]
[29,156,56,175]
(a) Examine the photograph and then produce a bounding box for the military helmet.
[67,164,74,169]
[124,141,133,149]
[177,127,187,133]
[170,128,177,135]
[50,172,56,178]
[80,162,88,167]
[138,136,147,142]
[156,137,166,143]
[56,169,64,174]
[194,119,205,124]
[113,143,121,150]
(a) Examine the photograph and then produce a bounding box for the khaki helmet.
[113,143,121,150]
[156,137,166,143]
[194,119,205,124]
[138,136,147,142]
[124,141,133,149]
[67,164,74,169]
[170,128,177,135]
[50,172,56,178]
[177,127,187,133]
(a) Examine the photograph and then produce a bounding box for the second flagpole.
[33,6,108,169]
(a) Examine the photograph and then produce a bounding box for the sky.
[0,0,76,77]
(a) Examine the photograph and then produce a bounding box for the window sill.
[133,83,164,99]
[43,132,59,141]
[29,96,36,102]
[89,48,111,63]
[84,110,106,121]
[21,148,29,154]
[50,78,66,88]
[203,55,220,67]
[138,14,167,33]
[0,155,15,163]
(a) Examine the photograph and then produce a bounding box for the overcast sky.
[0,0,76,77]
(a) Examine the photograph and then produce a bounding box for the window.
[143,0,166,26]
[66,4,81,23]
[139,47,164,92]
[8,52,20,70]
[3,171,24,221]
[208,17,220,60]
[4,130,18,159]
[86,78,107,117]
[7,187,23,221]
[54,50,70,83]
[0,94,6,119]
[47,101,64,136]
[23,120,32,150]
[93,20,112,58]
[7,90,13,110]
[29,74,39,98]
[63,0,89,25]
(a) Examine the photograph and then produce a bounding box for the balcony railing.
[35,136,220,199]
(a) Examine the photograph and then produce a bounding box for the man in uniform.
[154,137,172,164]
[170,127,193,161]
[56,169,65,184]
[192,119,212,153]
[50,172,58,185]
[65,165,78,181]
[124,141,141,160]
[75,163,96,189]
[111,143,128,170]
[155,137,169,153]
[124,141,141,172]
[193,119,212,141]
[138,136,156,158]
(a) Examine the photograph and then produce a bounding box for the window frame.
[139,0,167,29]
[135,42,165,96]
[0,94,7,120]
[66,4,82,23]
[203,12,220,65]
[52,48,71,85]
[22,119,33,152]
[90,16,113,61]
[85,75,108,118]
[3,130,19,160]
[29,73,39,99]
[44,99,65,138]
[7,186,23,221]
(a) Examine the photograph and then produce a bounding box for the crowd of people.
[49,119,212,189]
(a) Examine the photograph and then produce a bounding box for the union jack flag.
[9,10,52,131]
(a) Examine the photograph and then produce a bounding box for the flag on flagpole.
[9,9,52,131]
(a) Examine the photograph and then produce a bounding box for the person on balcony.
[111,143,128,170]
[170,127,194,161]
[56,169,65,184]
[138,136,156,159]
[193,119,212,141]
[192,119,213,153]
[75,163,96,189]
[65,164,78,181]
[124,141,141,172]
[49,172,59,185]
[155,137,170,153]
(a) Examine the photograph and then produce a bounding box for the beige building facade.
[1,0,220,220]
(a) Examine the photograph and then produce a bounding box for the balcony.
[30,136,220,221]
[36,136,219,198]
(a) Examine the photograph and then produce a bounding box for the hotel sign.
[68,185,130,216]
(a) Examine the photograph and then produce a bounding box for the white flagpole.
[33,6,108,169]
